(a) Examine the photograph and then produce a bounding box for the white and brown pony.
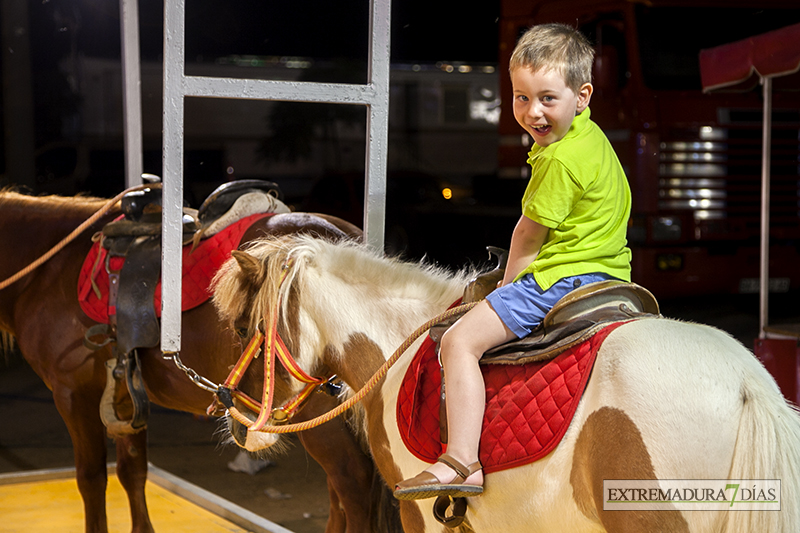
[213,234,800,533]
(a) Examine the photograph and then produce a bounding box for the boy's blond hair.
[510,23,594,93]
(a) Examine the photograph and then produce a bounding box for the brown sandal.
[393,453,483,500]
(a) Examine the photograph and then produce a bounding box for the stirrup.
[434,495,468,528]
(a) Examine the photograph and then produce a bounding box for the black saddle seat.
[198,179,283,225]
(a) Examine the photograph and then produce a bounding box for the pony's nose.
[226,414,279,451]
[244,429,279,451]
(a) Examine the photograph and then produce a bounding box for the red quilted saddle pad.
[77,213,271,324]
[396,321,625,474]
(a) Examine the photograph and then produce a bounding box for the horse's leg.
[105,366,155,533]
[115,430,154,533]
[295,393,378,533]
[323,478,347,533]
[51,383,111,533]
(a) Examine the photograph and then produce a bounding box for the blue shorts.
[485,272,616,338]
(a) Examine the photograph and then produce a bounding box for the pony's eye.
[234,327,249,339]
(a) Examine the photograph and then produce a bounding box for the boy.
[394,23,631,500]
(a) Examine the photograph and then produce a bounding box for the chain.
[163,351,219,393]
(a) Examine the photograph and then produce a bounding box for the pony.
[213,233,800,533]
[0,189,400,533]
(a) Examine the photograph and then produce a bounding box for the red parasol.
[699,22,800,93]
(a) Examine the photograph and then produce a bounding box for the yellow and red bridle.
[212,257,334,429]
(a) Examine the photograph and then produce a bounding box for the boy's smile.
[511,67,592,148]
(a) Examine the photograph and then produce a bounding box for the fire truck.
[498,0,800,298]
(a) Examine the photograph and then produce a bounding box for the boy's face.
[511,66,592,148]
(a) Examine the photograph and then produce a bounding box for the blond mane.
[213,234,475,360]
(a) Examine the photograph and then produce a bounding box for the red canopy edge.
[699,22,800,93]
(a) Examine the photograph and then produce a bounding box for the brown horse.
[0,189,398,533]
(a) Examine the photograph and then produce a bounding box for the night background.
[1,3,800,531]
[2,0,507,268]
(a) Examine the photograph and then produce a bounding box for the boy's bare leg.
[423,299,516,487]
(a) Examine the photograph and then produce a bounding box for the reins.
[0,184,161,291]
[224,300,477,434]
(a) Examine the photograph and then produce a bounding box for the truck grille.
[658,110,800,240]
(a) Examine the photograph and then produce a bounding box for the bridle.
[200,256,339,428]
[211,322,339,428]
[0,182,329,428]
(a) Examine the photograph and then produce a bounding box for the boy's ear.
[576,82,593,113]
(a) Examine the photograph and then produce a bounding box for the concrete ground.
[0,358,332,533]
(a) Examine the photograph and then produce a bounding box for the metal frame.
[758,76,772,338]
[120,0,143,189]
[158,0,391,353]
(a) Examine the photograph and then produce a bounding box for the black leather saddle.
[88,178,284,436]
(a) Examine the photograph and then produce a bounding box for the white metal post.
[758,75,773,338]
[161,0,187,353]
[120,0,144,188]
[160,1,392,354]
[363,0,392,249]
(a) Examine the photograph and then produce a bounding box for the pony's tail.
[721,371,800,533]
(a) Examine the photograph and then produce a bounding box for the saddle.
[85,178,288,436]
[426,248,659,447]
[433,247,660,365]
[482,279,659,364]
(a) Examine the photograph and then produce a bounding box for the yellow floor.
[0,466,291,533]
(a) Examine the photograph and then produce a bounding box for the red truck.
[498,0,800,298]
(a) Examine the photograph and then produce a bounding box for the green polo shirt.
[516,108,632,290]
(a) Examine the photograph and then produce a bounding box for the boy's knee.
[439,327,458,354]
[439,327,481,365]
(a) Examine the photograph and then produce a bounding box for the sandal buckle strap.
[437,453,481,483]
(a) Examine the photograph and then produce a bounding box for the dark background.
[2,0,506,268]
[6,0,500,158]
[37,1,501,64]
[2,1,799,292]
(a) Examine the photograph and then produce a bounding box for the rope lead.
[229,301,478,434]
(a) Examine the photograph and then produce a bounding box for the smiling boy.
[394,23,631,501]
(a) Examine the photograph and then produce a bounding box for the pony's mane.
[213,234,475,341]
[281,235,470,302]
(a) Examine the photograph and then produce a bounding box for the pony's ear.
[231,250,262,283]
